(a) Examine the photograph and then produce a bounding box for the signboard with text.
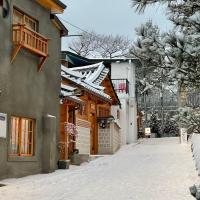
[0,113,7,138]
[145,128,151,136]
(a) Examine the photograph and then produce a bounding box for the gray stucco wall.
[0,0,61,179]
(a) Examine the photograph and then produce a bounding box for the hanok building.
[60,62,121,162]
[62,51,142,145]
[0,0,67,179]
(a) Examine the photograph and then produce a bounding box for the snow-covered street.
[0,137,199,200]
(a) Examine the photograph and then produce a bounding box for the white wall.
[111,61,138,144]
[111,105,120,125]
[119,98,129,145]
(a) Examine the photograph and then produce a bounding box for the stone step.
[69,154,90,166]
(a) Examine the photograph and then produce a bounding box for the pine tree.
[131,0,200,88]
[149,113,161,137]
[163,114,179,137]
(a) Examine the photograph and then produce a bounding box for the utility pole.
[144,91,147,128]
[160,69,164,136]
[160,89,164,136]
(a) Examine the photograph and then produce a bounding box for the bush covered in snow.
[174,107,200,134]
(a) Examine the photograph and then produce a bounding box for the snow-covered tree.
[174,107,200,134]
[131,21,171,95]
[149,113,161,137]
[163,114,179,137]
[69,31,131,58]
[131,0,200,88]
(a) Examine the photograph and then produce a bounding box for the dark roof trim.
[90,58,142,67]
[107,74,121,106]
[53,0,67,9]
[62,51,142,67]
[50,15,68,37]
[62,51,94,67]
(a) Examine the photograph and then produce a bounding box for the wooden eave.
[62,98,80,107]
[102,75,121,106]
[61,77,112,104]
[36,0,66,14]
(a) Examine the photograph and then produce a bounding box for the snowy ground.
[0,137,199,200]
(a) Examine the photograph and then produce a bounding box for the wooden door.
[89,112,98,154]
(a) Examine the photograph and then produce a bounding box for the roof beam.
[36,0,66,14]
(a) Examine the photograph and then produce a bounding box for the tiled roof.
[61,63,111,102]
[61,84,83,104]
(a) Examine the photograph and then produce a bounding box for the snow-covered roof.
[61,88,83,104]
[71,62,109,87]
[61,83,76,91]
[61,63,111,102]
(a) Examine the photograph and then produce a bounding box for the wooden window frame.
[98,106,110,118]
[10,116,35,157]
[79,101,88,116]
[13,7,38,32]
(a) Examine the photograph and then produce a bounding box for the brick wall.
[98,122,121,154]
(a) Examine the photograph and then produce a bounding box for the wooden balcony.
[11,24,49,71]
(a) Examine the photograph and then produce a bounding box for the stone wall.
[98,126,111,154]
[98,121,121,154]
[76,118,90,154]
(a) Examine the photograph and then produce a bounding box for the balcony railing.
[112,79,129,94]
[12,24,49,71]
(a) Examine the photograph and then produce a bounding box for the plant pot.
[58,160,70,169]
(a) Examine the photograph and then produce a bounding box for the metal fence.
[112,79,129,94]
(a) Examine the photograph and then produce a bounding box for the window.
[13,8,38,31]
[10,117,35,156]
[79,102,88,116]
[98,107,110,118]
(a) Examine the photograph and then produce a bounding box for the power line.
[59,17,90,35]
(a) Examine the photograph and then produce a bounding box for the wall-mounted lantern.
[97,116,115,129]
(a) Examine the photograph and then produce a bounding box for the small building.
[60,62,121,160]
[62,51,142,145]
[0,0,67,179]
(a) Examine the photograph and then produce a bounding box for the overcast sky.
[60,0,172,50]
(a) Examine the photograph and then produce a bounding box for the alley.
[0,137,198,200]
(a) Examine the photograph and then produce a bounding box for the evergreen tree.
[149,113,161,137]
[131,0,200,88]
[174,107,200,134]
[163,114,179,137]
